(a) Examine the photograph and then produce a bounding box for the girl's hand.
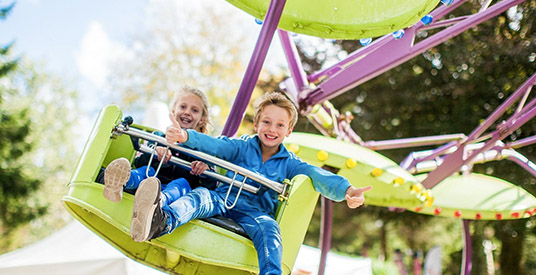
[166,112,188,144]
[155,146,172,163]
[190,161,209,175]
[345,185,372,209]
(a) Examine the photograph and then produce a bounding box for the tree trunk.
[381,220,388,260]
[498,220,526,275]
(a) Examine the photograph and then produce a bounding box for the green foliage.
[107,0,256,133]
[0,56,82,253]
[0,105,47,231]
[371,258,398,275]
[0,3,47,247]
[0,2,14,19]
[0,3,81,252]
[0,44,18,76]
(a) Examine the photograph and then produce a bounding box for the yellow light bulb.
[370,168,382,177]
[317,151,328,161]
[288,144,300,154]
[345,158,357,168]
[393,177,404,186]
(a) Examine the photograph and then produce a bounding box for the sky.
[1,0,288,142]
[2,0,146,85]
[1,0,287,79]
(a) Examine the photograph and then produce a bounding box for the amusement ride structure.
[63,0,536,274]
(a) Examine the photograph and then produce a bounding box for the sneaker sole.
[103,158,131,202]
[131,177,160,242]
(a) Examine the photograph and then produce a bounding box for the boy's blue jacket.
[182,129,352,217]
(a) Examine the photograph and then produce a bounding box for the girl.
[102,85,216,209]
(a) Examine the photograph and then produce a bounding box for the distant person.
[394,248,408,275]
[101,85,216,207]
[424,246,442,275]
[413,250,423,275]
[130,91,372,275]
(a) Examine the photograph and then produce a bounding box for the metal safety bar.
[138,144,259,194]
[223,173,247,210]
[114,124,287,195]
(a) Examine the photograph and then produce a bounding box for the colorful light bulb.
[421,15,433,25]
[359,38,372,46]
[441,0,454,6]
[393,30,405,39]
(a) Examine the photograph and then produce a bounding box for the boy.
[131,92,371,275]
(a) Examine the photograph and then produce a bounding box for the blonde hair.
[169,85,211,133]
[253,92,298,130]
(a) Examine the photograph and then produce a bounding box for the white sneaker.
[103,158,131,202]
[130,177,166,242]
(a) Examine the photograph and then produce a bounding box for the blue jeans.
[162,187,283,275]
[126,166,192,206]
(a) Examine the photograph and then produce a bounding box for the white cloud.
[75,21,129,89]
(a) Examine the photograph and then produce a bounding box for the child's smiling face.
[254,104,293,153]
[171,93,205,131]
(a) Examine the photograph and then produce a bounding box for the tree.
[107,0,273,133]
[0,2,46,249]
[1,2,82,253]
[0,56,83,253]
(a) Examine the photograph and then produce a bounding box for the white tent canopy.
[0,222,371,275]
[0,222,164,275]
[292,245,372,275]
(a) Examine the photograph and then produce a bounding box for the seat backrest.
[277,175,320,272]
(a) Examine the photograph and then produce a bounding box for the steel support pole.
[221,0,287,136]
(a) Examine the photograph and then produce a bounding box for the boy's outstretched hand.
[166,112,188,144]
[345,185,372,209]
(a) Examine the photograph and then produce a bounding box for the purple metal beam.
[399,71,535,175]
[505,150,536,178]
[278,29,309,102]
[338,119,364,144]
[421,73,536,188]
[421,106,536,188]
[405,145,536,178]
[509,135,536,149]
[401,141,460,171]
[299,0,526,107]
[306,0,468,87]
[364,134,466,151]
[307,35,393,84]
[461,220,472,275]
[467,73,536,141]
[221,0,287,137]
